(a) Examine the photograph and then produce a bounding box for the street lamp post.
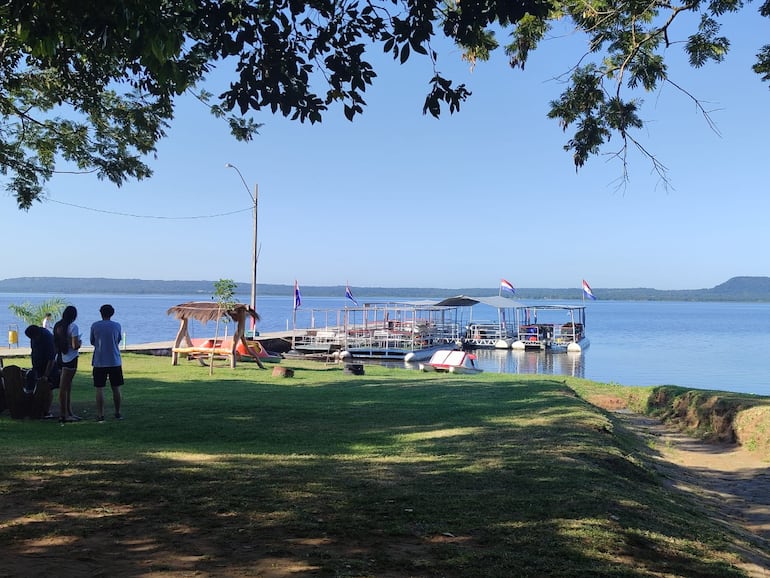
[225,163,258,325]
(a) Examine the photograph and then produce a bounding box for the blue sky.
[3,11,768,291]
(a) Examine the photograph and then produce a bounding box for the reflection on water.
[470,349,585,378]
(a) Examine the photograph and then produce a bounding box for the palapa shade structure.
[166,301,264,368]
[167,301,260,325]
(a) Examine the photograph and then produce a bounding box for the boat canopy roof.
[433,296,588,312]
[519,304,587,311]
[433,295,526,309]
[354,299,453,308]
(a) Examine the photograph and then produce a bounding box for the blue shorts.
[93,366,124,388]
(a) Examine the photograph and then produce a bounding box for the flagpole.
[292,281,296,349]
[292,280,301,349]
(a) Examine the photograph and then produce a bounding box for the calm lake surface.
[2,293,769,397]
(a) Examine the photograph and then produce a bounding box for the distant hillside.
[708,276,770,299]
[0,277,217,295]
[1,276,770,301]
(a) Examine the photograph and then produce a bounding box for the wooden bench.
[172,346,234,365]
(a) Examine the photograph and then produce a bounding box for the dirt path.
[613,411,770,577]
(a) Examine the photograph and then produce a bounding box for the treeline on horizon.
[1,276,770,302]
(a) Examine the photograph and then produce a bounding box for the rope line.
[47,197,252,220]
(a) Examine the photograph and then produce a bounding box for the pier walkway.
[0,330,301,363]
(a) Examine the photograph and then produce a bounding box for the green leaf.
[399,42,411,64]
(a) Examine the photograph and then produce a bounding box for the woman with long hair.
[53,305,82,423]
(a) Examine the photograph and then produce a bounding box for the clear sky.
[3,11,768,291]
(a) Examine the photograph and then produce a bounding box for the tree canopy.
[2,0,768,209]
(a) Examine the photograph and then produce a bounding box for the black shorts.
[26,369,60,390]
[93,366,124,388]
[59,357,78,371]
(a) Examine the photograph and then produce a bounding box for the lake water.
[2,293,769,397]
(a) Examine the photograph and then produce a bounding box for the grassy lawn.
[0,353,758,576]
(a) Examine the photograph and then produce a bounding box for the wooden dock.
[0,330,301,362]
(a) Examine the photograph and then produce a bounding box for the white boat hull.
[418,349,483,374]
[448,365,483,374]
[512,337,589,353]
[566,338,590,353]
[342,342,451,363]
[404,344,454,362]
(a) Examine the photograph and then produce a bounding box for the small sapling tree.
[210,279,237,374]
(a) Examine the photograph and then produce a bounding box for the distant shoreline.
[2,276,770,302]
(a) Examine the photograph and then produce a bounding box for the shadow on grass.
[0,367,750,577]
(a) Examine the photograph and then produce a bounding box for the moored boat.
[419,349,483,374]
[433,295,523,349]
[511,304,589,352]
[294,301,462,362]
[342,301,462,362]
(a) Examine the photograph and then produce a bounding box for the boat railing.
[370,329,413,349]
[430,322,462,345]
[554,322,584,344]
[340,321,460,351]
[466,322,517,343]
[517,324,554,345]
[294,328,345,348]
[291,303,464,357]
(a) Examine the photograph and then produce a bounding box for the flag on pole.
[582,279,597,300]
[345,283,359,306]
[500,278,515,294]
[293,280,302,310]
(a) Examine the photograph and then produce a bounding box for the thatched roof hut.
[167,302,263,369]
[166,301,259,324]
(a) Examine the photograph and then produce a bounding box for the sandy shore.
[614,411,770,576]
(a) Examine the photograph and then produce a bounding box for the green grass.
[0,354,756,576]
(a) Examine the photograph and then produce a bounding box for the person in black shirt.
[24,325,60,418]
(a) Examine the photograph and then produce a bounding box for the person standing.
[42,312,53,332]
[53,305,81,423]
[90,304,124,422]
[23,325,60,418]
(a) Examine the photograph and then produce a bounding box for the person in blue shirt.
[90,304,124,422]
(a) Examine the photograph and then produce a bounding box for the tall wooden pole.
[251,183,258,317]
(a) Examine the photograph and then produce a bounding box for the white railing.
[465,322,517,346]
